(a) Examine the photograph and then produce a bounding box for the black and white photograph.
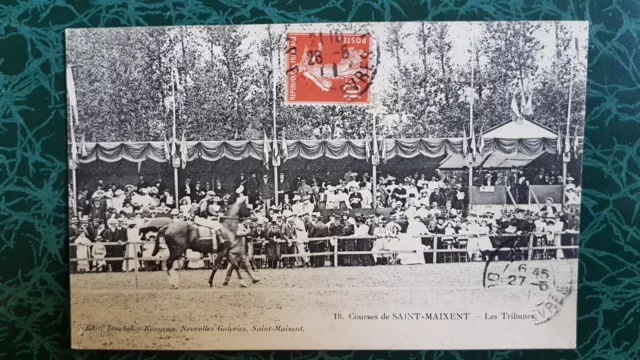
[67,21,588,350]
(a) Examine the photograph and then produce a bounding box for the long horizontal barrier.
[70,231,578,267]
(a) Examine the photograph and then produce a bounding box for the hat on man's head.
[206,190,215,197]
[70,218,79,224]
[170,208,179,215]
[126,219,137,226]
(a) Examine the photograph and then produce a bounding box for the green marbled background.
[0,0,638,358]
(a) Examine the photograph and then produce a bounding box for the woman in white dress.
[75,230,92,272]
[124,219,141,271]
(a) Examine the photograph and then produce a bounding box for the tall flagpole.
[272,50,279,207]
[468,30,475,209]
[172,67,179,209]
[69,113,78,217]
[67,65,78,216]
[562,40,575,210]
[372,111,378,209]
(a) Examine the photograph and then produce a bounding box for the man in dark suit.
[137,175,148,190]
[259,174,275,209]
[277,172,291,204]
[180,178,195,203]
[531,169,547,185]
[506,166,519,205]
[308,213,331,267]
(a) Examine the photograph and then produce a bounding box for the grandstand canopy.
[71,137,568,164]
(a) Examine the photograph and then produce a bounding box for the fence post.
[333,237,338,267]
[527,234,534,260]
[433,236,438,264]
[133,241,139,302]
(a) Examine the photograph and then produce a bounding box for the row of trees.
[67,22,587,142]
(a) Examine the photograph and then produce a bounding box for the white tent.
[483,119,557,139]
[439,119,558,169]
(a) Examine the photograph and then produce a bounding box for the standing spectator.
[429,187,447,207]
[247,173,260,204]
[137,175,148,189]
[92,236,107,272]
[214,179,226,196]
[377,183,389,207]
[532,169,547,185]
[193,181,205,203]
[259,174,275,209]
[74,229,92,273]
[348,186,363,209]
[277,172,290,204]
[266,220,282,269]
[308,213,330,267]
[280,216,297,268]
[181,178,194,203]
[293,214,310,267]
[506,166,519,205]
[391,181,408,206]
[124,219,140,271]
[297,179,312,199]
[359,182,373,209]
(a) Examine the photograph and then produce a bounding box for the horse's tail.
[152,225,169,256]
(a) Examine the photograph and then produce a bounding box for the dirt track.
[71,260,578,350]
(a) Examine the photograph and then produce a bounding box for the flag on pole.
[478,126,485,155]
[462,127,468,157]
[163,134,170,160]
[556,126,562,158]
[564,125,571,160]
[66,64,79,126]
[381,137,387,164]
[171,137,176,158]
[272,134,280,167]
[281,130,289,164]
[572,125,579,158]
[79,132,87,157]
[511,92,521,120]
[70,134,78,164]
[470,127,477,161]
[524,91,534,116]
[138,161,142,173]
[365,134,371,163]
[180,131,188,169]
[263,130,271,169]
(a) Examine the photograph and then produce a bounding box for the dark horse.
[152,196,258,288]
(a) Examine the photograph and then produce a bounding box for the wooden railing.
[69,231,579,267]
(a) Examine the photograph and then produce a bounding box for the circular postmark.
[284,24,381,105]
[482,235,575,325]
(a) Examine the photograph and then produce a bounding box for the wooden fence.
[69,232,579,267]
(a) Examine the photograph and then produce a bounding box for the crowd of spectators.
[69,168,580,273]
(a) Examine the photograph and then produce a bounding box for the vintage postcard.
[67,21,588,350]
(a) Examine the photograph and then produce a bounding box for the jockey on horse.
[153,187,259,289]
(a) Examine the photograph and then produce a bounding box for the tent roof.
[438,152,542,170]
[483,119,557,139]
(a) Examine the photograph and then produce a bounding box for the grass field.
[71,260,578,350]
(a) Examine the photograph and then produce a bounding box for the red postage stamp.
[285,32,373,105]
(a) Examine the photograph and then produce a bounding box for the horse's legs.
[166,247,185,289]
[208,252,224,288]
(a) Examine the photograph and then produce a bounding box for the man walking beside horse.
[151,193,259,289]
